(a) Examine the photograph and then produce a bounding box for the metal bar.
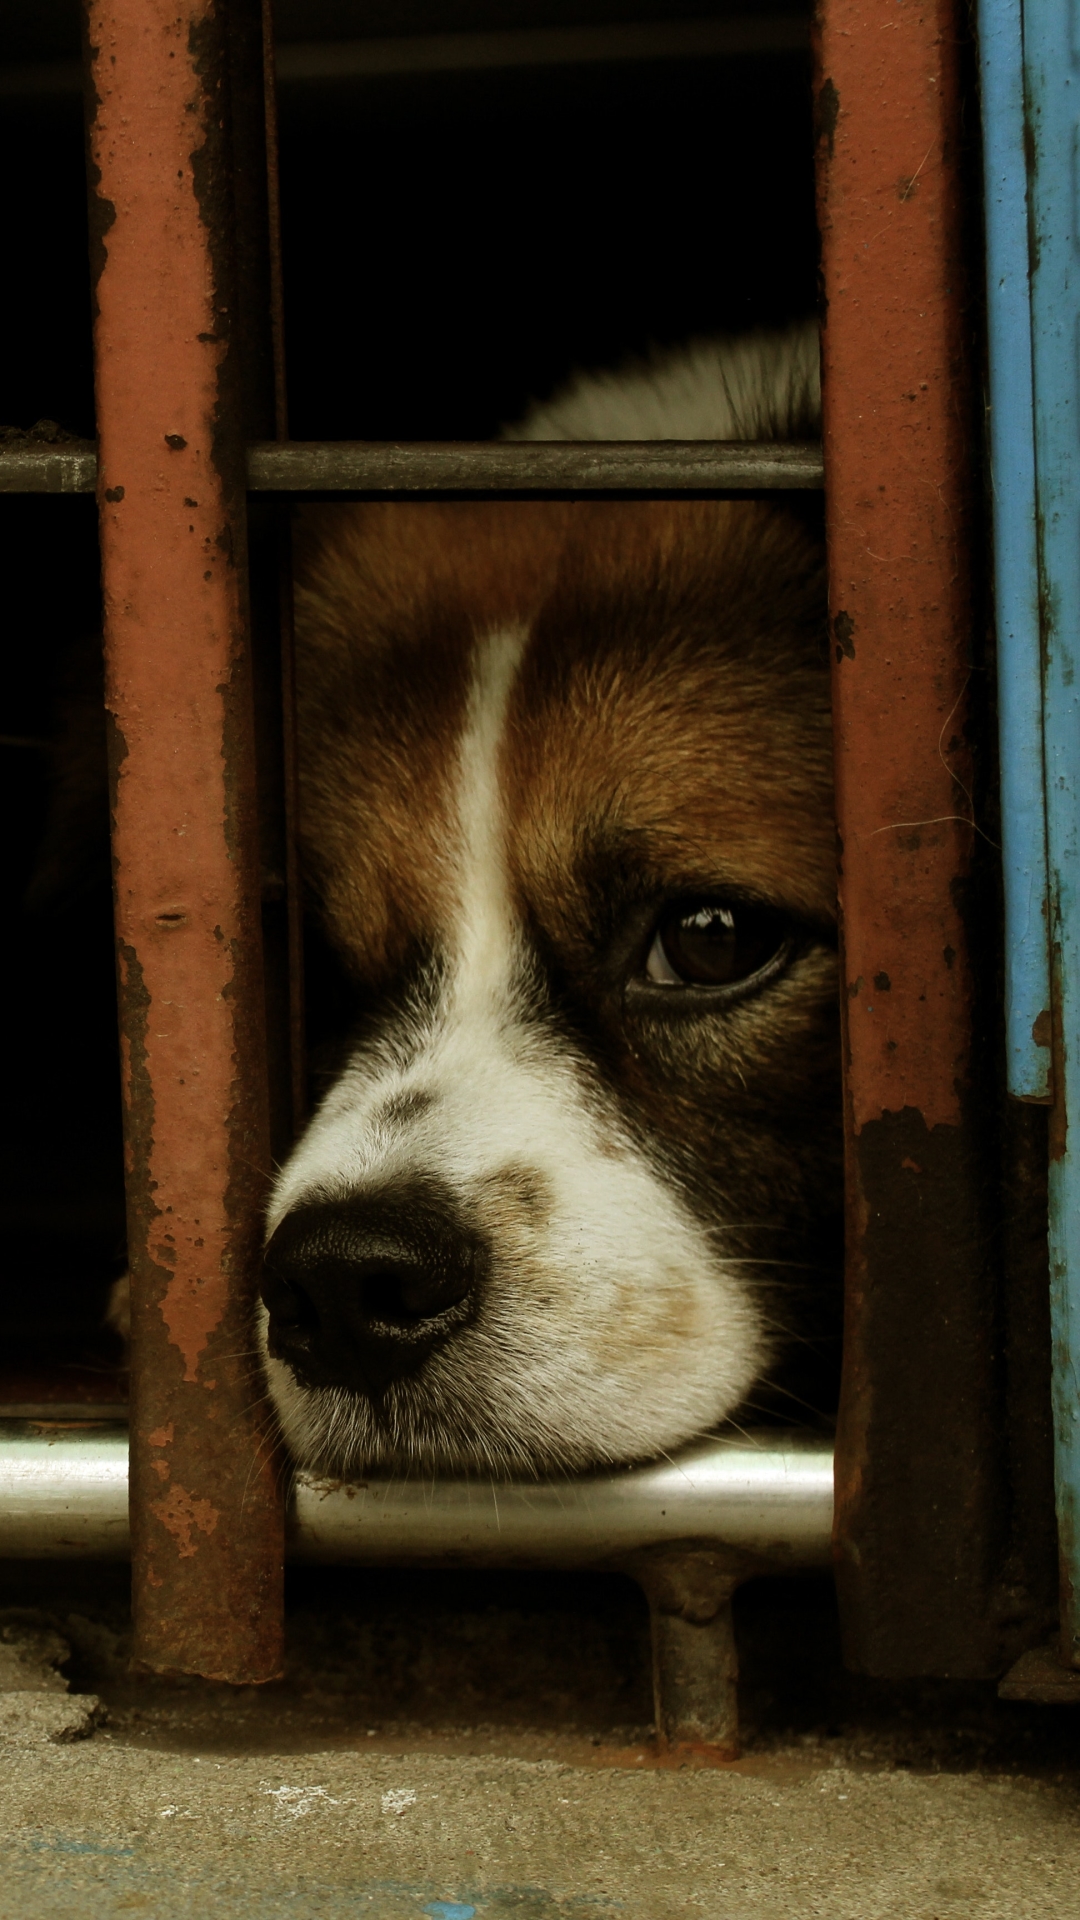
[0,441,825,496]
[978,0,1053,1102]
[260,0,289,445]
[0,1429,130,1559]
[0,1428,833,1565]
[245,440,824,494]
[291,1434,833,1569]
[0,14,811,100]
[632,1555,742,1758]
[0,445,97,492]
[258,0,306,1136]
[1022,0,1080,1670]
[273,16,810,86]
[85,0,284,1684]
[815,0,1001,1674]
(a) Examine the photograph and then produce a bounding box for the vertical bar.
[258,0,306,1139]
[978,0,1053,1103]
[976,5,1060,1669]
[815,1,1002,1673]
[260,0,289,444]
[1023,0,1080,1668]
[223,0,300,1163]
[85,0,284,1681]
[630,1554,742,1760]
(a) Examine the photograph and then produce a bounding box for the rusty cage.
[0,0,1077,1748]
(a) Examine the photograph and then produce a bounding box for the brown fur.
[291,495,839,1425]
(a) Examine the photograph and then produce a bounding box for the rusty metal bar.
[85,0,284,1682]
[631,1555,743,1758]
[0,440,825,496]
[815,1,1002,1673]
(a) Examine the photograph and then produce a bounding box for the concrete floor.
[0,1565,1076,1919]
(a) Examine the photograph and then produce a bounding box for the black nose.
[261,1180,486,1393]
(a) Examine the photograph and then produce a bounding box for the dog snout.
[261,1180,485,1392]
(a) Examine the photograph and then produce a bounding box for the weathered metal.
[244,440,824,493]
[0,444,97,491]
[977,0,1052,1103]
[629,1553,743,1758]
[1022,0,1080,1670]
[85,0,284,1682]
[0,441,825,495]
[815,0,1002,1674]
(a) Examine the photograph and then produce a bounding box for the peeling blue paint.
[978,0,1053,1101]
[1020,0,1080,1665]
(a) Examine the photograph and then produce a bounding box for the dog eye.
[645,901,788,990]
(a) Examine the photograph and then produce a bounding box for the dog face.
[260,494,840,1477]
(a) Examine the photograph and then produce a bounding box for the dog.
[259,322,841,1480]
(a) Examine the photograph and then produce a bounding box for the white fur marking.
[449,625,527,1000]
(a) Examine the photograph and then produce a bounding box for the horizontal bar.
[0,1403,128,1422]
[0,444,98,492]
[0,1426,832,1567]
[275,16,811,86]
[245,441,824,494]
[0,1428,130,1559]
[0,440,824,497]
[0,16,810,100]
[293,1433,834,1568]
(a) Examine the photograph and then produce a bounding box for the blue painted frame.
[1023,0,1080,1668]
[983,0,1080,1663]
[978,0,1052,1102]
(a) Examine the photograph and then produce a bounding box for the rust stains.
[832,611,855,660]
[150,1483,220,1559]
[816,0,976,1139]
[815,0,1003,1676]
[815,76,841,157]
[87,0,283,1683]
